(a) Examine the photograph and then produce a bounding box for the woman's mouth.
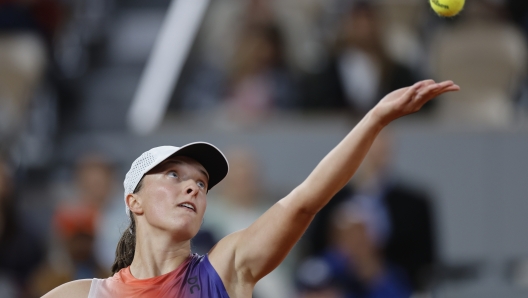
[178,202,196,212]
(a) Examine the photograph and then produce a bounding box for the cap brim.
[170,142,229,190]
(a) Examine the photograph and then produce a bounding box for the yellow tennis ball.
[430,0,465,17]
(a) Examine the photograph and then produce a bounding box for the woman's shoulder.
[41,279,92,298]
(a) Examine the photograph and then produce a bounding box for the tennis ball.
[430,0,465,17]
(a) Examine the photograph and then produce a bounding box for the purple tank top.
[88,254,230,298]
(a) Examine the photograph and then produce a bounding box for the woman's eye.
[168,171,178,178]
[197,181,206,189]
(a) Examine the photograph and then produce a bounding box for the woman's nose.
[184,181,199,195]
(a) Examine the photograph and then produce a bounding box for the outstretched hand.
[371,80,460,126]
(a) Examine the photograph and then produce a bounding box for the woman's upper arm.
[41,279,92,298]
[209,187,316,287]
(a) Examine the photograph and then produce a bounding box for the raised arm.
[209,80,459,294]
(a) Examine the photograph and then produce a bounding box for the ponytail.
[111,213,136,274]
[111,179,143,274]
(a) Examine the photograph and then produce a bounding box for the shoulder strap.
[87,279,100,298]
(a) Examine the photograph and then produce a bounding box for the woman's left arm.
[210,80,459,287]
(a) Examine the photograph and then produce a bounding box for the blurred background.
[1,0,528,297]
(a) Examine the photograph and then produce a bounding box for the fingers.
[430,82,460,97]
[401,81,425,102]
[410,80,445,101]
[442,85,461,92]
[421,79,436,87]
[414,80,459,103]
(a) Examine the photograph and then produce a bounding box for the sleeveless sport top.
[88,254,229,298]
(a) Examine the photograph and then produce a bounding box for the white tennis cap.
[123,142,229,215]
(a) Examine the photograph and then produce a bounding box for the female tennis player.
[43,79,459,297]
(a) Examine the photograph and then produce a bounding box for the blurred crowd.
[1,0,528,297]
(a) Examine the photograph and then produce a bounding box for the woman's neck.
[129,228,192,279]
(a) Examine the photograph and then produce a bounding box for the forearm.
[290,79,460,214]
[293,110,385,213]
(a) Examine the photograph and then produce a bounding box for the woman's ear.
[127,193,144,215]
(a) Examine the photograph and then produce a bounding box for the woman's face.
[135,156,209,241]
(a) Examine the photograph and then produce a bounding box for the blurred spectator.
[0,0,69,170]
[71,154,116,209]
[306,132,436,294]
[296,257,347,298]
[302,1,418,114]
[28,204,108,297]
[204,147,266,236]
[296,196,413,298]
[183,24,299,122]
[323,202,412,298]
[429,0,528,127]
[28,153,125,296]
[220,23,300,124]
[72,154,128,268]
[32,153,126,296]
[0,157,44,298]
[204,147,295,298]
[0,33,46,150]
[196,0,276,71]
[179,0,300,121]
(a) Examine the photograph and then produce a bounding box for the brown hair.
[111,178,143,274]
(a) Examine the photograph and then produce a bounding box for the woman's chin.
[168,221,201,240]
